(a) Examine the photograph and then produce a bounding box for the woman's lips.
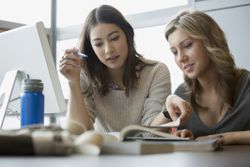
[183,63,194,72]
[107,55,119,62]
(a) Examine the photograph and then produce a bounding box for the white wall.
[204,5,250,70]
[57,1,250,95]
[133,1,250,93]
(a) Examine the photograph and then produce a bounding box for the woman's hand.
[174,129,194,139]
[59,48,83,84]
[166,94,192,126]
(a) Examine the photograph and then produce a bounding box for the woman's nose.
[177,51,187,63]
[104,42,113,54]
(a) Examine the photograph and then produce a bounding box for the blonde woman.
[153,10,250,144]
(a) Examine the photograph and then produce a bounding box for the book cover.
[101,141,174,155]
[101,138,221,155]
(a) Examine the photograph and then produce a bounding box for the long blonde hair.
[165,10,242,111]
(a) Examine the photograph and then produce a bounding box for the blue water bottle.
[21,79,44,127]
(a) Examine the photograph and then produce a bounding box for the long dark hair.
[78,5,144,96]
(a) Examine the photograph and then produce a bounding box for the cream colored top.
[80,58,171,132]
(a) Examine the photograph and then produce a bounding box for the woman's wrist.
[162,109,171,119]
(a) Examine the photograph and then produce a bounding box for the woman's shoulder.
[244,70,250,80]
[140,57,158,64]
[140,57,163,65]
[139,58,170,81]
[137,57,170,83]
[174,83,190,100]
[174,83,185,94]
[140,57,169,71]
[237,70,250,86]
[236,70,250,94]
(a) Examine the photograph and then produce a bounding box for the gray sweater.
[175,71,250,138]
[80,58,171,132]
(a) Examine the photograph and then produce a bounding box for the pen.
[74,50,88,59]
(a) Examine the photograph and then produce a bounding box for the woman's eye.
[111,35,119,41]
[171,49,177,56]
[173,51,177,56]
[94,42,103,47]
[183,42,192,48]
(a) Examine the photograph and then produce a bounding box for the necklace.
[108,81,125,90]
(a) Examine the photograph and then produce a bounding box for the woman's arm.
[151,109,172,126]
[171,129,250,145]
[59,48,92,134]
[197,131,250,145]
[66,82,92,134]
[141,62,171,126]
[152,94,192,126]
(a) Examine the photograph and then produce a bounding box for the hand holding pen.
[74,50,88,60]
[59,48,88,80]
[61,47,88,60]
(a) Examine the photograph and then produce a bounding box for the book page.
[119,125,189,141]
[144,118,181,128]
[101,132,120,143]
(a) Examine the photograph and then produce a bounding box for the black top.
[175,71,250,138]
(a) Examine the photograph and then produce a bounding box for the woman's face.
[168,28,210,79]
[90,23,128,72]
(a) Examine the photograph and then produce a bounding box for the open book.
[101,138,222,155]
[0,124,222,155]
[101,118,187,141]
[118,124,189,141]
[100,123,221,155]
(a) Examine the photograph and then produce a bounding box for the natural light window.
[134,25,183,92]
[0,0,51,27]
